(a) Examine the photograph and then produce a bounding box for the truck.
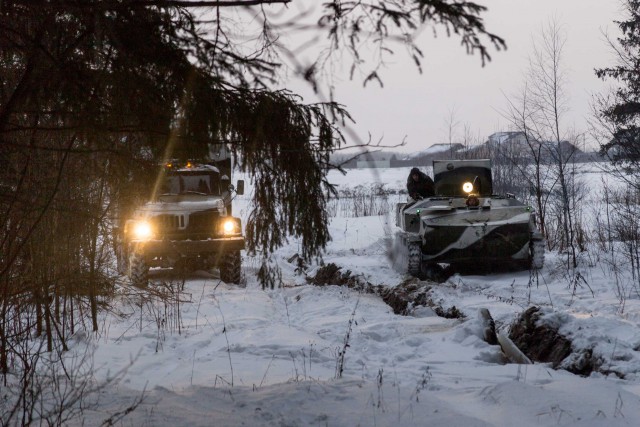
[115,149,245,287]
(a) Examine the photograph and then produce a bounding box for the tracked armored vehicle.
[115,153,245,287]
[394,159,544,278]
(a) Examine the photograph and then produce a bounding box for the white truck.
[115,156,245,286]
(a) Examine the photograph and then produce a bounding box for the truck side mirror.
[236,180,244,195]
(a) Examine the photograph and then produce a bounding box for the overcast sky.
[291,0,624,154]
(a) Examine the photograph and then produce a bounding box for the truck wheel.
[129,252,149,288]
[220,251,242,284]
[407,242,422,277]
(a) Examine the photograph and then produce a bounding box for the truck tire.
[129,252,149,288]
[220,251,242,284]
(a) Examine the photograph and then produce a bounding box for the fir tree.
[596,0,640,181]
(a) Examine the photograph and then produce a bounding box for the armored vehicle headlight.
[132,221,153,240]
[463,182,474,193]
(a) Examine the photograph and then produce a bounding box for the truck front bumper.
[130,237,245,258]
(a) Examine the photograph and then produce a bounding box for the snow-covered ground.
[73,164,640,426]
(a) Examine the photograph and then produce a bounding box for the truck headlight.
[132,221,154,240]
[219,218,241,236]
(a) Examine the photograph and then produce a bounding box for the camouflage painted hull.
[394,160,544,277]
[420,210,531,264]
[395,197,542,275]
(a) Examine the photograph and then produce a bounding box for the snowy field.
[72,164,640,426]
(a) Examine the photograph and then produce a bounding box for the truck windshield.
[160,172,221,196]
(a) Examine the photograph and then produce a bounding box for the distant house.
[468,131,587,164]
[487,131,528,145]
[335,133,597,170]
[475,132,532,164]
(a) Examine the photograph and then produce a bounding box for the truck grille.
[150,210,220,239]
[152,214,184,231]
[187,210,219,234]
